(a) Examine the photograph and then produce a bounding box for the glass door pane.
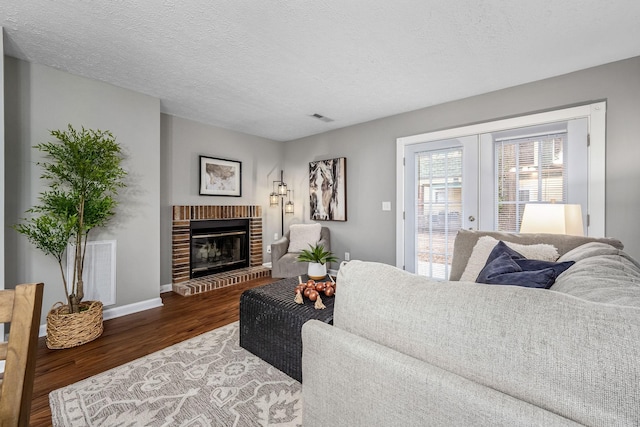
[404,135,477,279]
[415,148,462,278]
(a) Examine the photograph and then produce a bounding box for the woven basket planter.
[46,300,104,349]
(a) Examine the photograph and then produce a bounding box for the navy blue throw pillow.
[476,241,575,289]
[476,252,522,279]
[484,241,525,264]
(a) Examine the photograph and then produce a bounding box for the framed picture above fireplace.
[199,156,242,197]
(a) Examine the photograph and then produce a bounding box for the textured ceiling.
[2,1,640,141]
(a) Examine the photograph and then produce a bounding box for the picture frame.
[309,157,347,221]
[199,156,242,197]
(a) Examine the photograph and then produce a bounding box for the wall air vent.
[66,240,116,306]
[310,113,334,123]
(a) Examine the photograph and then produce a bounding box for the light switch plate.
[382,201,391,211]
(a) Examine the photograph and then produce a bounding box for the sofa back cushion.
[450,229,623,281]
[551,242,640,307]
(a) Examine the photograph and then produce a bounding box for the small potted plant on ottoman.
[297,244,338,280]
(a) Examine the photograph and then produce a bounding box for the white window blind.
[495,132,567,232]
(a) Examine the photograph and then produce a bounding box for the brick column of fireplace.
[172,205,269,296]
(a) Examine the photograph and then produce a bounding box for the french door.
[402,136,478,279]
[397,102,605,278]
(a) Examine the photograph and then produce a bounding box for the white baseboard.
[102,298,163,321]
[160,283,173,293]
[38,297,164,338]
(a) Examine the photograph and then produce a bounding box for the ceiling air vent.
[310,113,334,123]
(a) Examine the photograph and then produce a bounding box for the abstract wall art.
[309,157,347,221]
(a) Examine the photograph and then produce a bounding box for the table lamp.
[519,203,584,236]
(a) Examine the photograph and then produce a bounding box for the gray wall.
[4,57,161,324]
[160,114,284,285]
[284,56,640,265]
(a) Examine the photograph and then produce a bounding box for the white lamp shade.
[519,203,584,236]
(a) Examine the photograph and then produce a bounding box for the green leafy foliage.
[296,244,338,265]
[14,212,74,261]
[14,125,127,313]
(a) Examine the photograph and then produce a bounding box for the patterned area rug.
[49,322,302,426]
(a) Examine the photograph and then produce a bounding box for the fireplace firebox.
[190,219,250,279]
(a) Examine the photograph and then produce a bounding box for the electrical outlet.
[274,233,278,240]
[345,252,350,261]
[267,245,272,254]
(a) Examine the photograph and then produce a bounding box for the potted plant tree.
[296,244,338,280]
[14,124,126,349]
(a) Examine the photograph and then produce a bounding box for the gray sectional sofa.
[301,230,640,426]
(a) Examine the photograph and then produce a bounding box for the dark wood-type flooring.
[29,276,277,426]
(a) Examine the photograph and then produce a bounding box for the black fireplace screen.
[190,219,249,279]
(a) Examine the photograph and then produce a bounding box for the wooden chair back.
[0,283,44,427]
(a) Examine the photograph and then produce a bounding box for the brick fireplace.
[172,205,270,296]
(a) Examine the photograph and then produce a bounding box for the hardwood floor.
[29,276,277,426]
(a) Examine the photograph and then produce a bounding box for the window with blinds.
[495,132,566,232]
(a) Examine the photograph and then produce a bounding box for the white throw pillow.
[288,223,322,253]
[459,236,559,282]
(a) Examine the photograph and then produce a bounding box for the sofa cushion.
[476,242,575,289]
[450,229,624,281]
[558,241,639,266]
[287,223,322,253]
[302,320,581,427]
[459,236,559,282]
[551,242,640,307]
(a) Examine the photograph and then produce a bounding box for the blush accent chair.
[0,283,44,427]
[271,227,331,278]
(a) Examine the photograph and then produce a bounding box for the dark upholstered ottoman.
[239,277,335,382]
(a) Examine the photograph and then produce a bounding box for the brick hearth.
[171,205,270,296]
